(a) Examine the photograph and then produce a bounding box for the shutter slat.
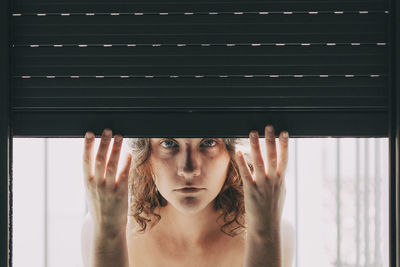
[13,41,387,77]
[14,35,386,45]
[13,13,387,45]
[13,45,387,95]
[12,1,388,14]
[13,12,387,25]
[13,76,387,109]
[12,111,388,138]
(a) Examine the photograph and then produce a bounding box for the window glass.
[12,137,389,267]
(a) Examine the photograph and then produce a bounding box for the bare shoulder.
[125,219,295,267]
[126,216,146,240]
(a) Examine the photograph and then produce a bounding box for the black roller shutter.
[9,0,392,137]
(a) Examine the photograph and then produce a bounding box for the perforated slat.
[13,13,387,45]
[12,0,388,14]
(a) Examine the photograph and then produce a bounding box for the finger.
[94,128,113,184]
[249,130,267,186]
[104,134,123,189]
[83,131,95,185]
[115,153,132,191]
[234,150,257,195]
[277,131,289,178]
[264,125,277,176]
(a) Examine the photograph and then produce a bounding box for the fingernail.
[115,135,122,142]
[104,129,112,137]
[250,131,258,139]
[282,132,289,138]
[85,132,94,139]
[266,125,274,133]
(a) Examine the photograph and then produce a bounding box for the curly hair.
[126,138,255,237]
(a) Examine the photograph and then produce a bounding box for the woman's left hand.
[234,124,289,237]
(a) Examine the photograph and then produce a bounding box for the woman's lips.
[176,188,204,193]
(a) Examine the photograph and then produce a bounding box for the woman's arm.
[245,223,282,267]
[91,225,129,267]
[82,129,132,267]
[244,219,295,267]
[234,125,290,267]
[81,213,130,267]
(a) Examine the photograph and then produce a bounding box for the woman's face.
[149,138,231,214]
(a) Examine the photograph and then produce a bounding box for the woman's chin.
[173,197,209,214]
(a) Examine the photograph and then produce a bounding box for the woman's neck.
[151,202,224,250]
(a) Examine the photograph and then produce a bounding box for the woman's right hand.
[82,128,132,236]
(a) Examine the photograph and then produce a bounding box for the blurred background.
[12,137,389,267]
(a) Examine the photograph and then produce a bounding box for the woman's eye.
[160,140,177,149]
[202,139,217,147]
[160,139,217,149]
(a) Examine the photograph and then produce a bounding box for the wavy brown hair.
[126,138,255,237]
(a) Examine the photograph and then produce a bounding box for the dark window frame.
[1,0,399,266]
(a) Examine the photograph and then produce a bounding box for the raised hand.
[82,128,132,236]
[234,124,289,235]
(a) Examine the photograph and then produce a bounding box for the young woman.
[81,125,294,267]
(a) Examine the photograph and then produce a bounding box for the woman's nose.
[177,150,201,178]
